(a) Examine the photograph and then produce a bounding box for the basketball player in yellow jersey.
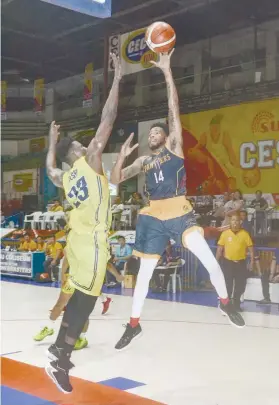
[44,53,122,394]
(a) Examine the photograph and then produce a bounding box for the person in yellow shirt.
[216,214,254,311]
[19,235,37,252]
[44,52,121,393]
[44,236,63,281]
[36,236,45,252]
[50,200,64,212]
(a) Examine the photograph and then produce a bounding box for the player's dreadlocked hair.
[150,122,169,136]
[56,137,74,163]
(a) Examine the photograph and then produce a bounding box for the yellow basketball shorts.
[66,230,110,297]
[61,274,75,295]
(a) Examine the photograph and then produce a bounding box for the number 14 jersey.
[63,157,111,234]
[143,146,186,201]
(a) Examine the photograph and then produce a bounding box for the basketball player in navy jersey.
[111,51,245,350]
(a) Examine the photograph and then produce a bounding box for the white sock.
[80,332,86,339]
[131,258,158,318]
[184,230,228,299]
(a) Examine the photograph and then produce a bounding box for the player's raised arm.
[86,53,122,171]
[46,121,64,188]
[151,50,183,156]
[110,133,145,184]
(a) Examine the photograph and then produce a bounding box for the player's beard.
[149,139,165,151]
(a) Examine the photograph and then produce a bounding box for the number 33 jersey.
[143,146,186,201]
[63,157,111,234]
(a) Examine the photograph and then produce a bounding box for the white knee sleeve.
[131,258,158,318]
[184,230,228,299]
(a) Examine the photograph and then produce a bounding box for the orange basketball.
[145,21,176,54]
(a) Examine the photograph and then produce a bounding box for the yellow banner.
[181,98,279,195]
[34,78,44,113]
[29,137,46,152]
[13,173,33,192]
[1,81,7,119]
[83,63,93,107]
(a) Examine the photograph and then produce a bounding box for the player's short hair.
[56,137,74,163]
[150,122,169,136]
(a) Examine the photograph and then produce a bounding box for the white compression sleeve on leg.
[184,230,228,299]
[131,258,158,318]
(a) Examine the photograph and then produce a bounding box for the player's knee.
[182,226,204,248]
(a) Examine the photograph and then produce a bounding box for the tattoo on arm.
[164,70,182,148]
[121,157,145,181]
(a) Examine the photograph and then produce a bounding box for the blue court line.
[1,386,56,405]
[98,377,146,391]
[1,351,22,357]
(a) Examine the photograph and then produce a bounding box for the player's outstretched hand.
[111,52,122,81]
[120,133,139,158]
[49,121,60,145]
[150,49,175,70]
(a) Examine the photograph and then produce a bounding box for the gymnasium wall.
[137,98,279,200]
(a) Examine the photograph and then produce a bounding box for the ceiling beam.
[53,0,163,40]
[2,56,75,75]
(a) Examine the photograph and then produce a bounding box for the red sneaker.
[102,297,112,315]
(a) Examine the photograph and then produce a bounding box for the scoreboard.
[41,0,111,18]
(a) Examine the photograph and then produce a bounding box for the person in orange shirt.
[19,235,37,252]
[50,200,64,212]
[44,236,63,281]
[36,236,46,252]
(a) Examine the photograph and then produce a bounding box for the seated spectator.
[127,192,144,207]
[258,248,279,304]
[44,236,63,281]
[19,234,37,252]
[111,196,124,230]
[49,200,64,212]
[107,236,132,286]
[239,210,252,233]
[152,240,181,292]
[111,196,124,213]
[222,190,244,226]
[250,190,268,233]
[36,236,45,252]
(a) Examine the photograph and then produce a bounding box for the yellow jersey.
[218,228,253,261]
[62,157,111,234]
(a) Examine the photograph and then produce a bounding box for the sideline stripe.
[2,358,165,405]
[1,386,57,405]
[1,351,22,357]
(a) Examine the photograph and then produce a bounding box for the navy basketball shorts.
[133,210,200,259]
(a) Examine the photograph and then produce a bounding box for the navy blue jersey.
[143,146,186,200]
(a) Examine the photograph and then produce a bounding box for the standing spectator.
[258,248,279,304]
[250,190,268,233]
[216,214,254,311]
[239,210,252,233]
[19,234,37,252]
[222,190,244,226]
[49,200,64,212]
[108,236,132,286]
[44,236,63,281]
[212,192,231,226]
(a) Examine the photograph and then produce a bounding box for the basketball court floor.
[1,279,279,405]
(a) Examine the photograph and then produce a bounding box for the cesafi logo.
[122,28,158,67]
